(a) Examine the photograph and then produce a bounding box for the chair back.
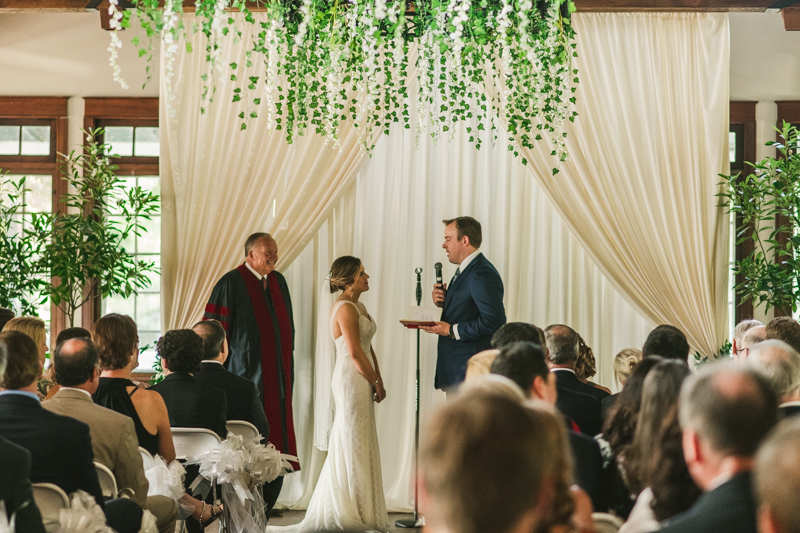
[171,427,222,460]
[94,462,118,499]
[226,420,260,442]
[592,512,624,533]
[139,446,154,470]
[31,483,69,533]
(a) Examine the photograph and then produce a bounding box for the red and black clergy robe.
[203,264,299,469]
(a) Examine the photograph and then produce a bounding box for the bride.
[273,255,391,532]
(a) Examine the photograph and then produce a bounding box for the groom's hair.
[443,216,482,248]
[421,391,556,533]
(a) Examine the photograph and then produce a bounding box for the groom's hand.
[432,283,447,308]
[422,321,451,336]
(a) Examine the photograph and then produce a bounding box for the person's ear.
[531,376,545,400]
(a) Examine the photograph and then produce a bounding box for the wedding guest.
[0,308,14,331]
[544,324,605,436]
[599,356,663,519]
[192,319,270,438]
[464,349,500,381]
[491,342,605,511]
[658,364,778,533]
[642,325,690,363]
[0,336,46,533]
[420,391,557,533]
[620,361,692,533]
[755,419,800,533]
[92,314,175,460]
[460,373,526,401]
[732,319,763,363]
[0,330,143,533]
[765,317,800,356]
[604,348,643,420]
[43,326,93,400]
[747,339,800,419]
[491,322,546,349]
[575,335,611,394]
[43,338,178,533]
[1,316,51,397]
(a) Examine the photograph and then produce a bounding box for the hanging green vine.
[106,0,578,170]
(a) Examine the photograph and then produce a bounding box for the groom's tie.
[450,267,461,286]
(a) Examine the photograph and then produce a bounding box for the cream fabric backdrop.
[160,14,377,331]
[513,12,731,356]
[278,112,655,510]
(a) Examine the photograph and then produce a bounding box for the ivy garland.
[108,0,578,171]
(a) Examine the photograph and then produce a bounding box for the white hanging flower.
[106,0,129,90]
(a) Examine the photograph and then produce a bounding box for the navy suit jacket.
[0,435,45,533]
[0,393,105,509]
[437,253,506,389]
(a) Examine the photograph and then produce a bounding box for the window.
[86,97,160,372]
[0,98,68,348]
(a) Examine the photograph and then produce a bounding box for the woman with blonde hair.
[2,316,50,396]
[613,348,642,388]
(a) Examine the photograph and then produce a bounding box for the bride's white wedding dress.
[272,299,390,532]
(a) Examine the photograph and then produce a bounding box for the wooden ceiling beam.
[0,0,785,12]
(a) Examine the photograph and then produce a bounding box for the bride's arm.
[370,346,386,402]
[337,304,381,386]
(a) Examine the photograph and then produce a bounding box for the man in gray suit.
[43,338,177,533]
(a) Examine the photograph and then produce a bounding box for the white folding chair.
[226,420,260,442]
[139,446,154,470]
[592,512,624,533]
[31,483,69,533]
[94,462,118,499]
[170,427,222,461]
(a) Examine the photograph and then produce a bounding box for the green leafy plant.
[720,121,800,313]
[106,0,578,171]
[693,339,732,368]
[0,173,48,315]
[28,128,161,326]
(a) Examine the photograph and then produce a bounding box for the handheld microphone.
[434,262,443,286]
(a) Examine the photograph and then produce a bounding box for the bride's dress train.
[271,299,390,532]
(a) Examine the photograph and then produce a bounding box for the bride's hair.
[329,256,362,293]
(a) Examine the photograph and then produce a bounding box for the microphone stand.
[396,268,425,528]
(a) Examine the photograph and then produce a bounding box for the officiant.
[203,232,299,513]
[422,217,506,398]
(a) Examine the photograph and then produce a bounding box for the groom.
[422,217,506,397]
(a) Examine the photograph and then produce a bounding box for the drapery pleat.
[160,13,379,331]
[509,12,730,356]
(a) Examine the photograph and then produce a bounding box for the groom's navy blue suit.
[437,252,506,389]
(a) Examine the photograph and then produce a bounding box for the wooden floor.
[269,510,420,531]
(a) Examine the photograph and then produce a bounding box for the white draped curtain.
[158,11,729,512]
[160,13,378,331]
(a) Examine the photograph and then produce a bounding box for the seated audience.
[0,308,14,331]
[460,373,527,401]
[192,320,269,437]
[420,390,558,533]
[732,319,763,363]
[0,331,142,533]
[150,329,228,439]
[747,339,800,419]
[1,316,50,397]
[620,360,692,533]
[765,316,800,358]
[641,325,690,362]
[92,314,175,461]
[43,338,178,533]
[647,407,702,524]
[43,326,93,400]
[491,322,546,348]
[755,419,800,533]
[464,349,500,381]
[575,335,611,394]
[658,363,778,533]
[599,356,663,518]
[740,326,766,362]
[491,342,604,511]
[544,324,605,435]
[0,337,46,533]
[604,348,643,419]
